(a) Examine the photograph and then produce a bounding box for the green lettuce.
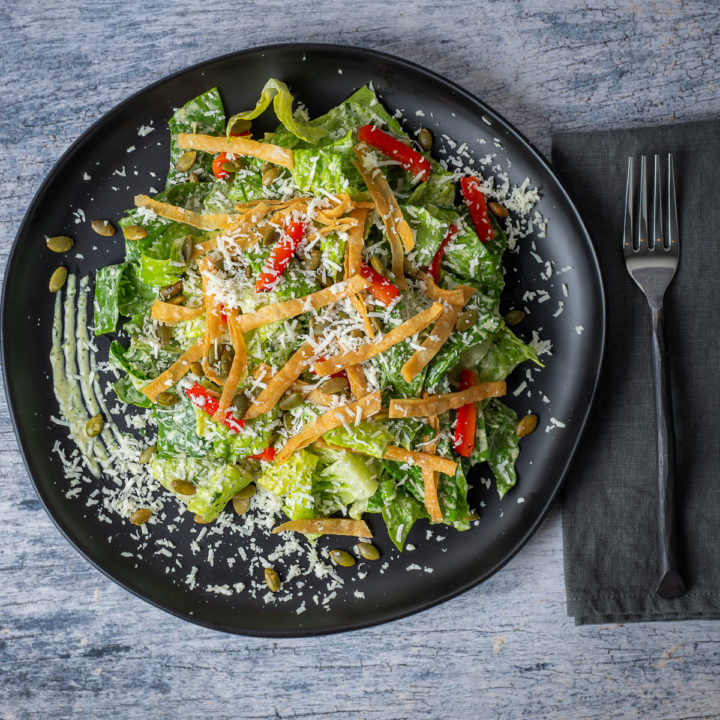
[485,399,521,498]
[314,451,380,519]
[323,420,393,459]
[257,448,318,520]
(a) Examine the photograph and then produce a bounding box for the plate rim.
[1,42,606,636]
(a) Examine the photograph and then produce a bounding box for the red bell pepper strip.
[357,124,430,182]
[249,446,276,462]
[453,369,477,458]
[185,382,245,433]
[460,176,495,243]
[360,262,399,306]
[212,152,230,179]
[427,223,459,282]
[255,221,306,292]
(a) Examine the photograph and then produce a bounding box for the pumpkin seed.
[235,484,256,501]
[262,165,280,186]
[200,379,222,394]
[356,542,380,561]
[278,392,303,411]
[175,150,197,172]
[261,224,279,246]
[417,127,433,151]
[319,376,348,395]
[504,309,526,326]
[123,225,147,241]
[166,294,186,306]
[265,567,281,592]
[160,280,183,301]
[207,342,218,368]
[156,323,172,345]
[182,236,193,264]
[329,549,355,567]
[350,328,364,339]
[231,393,249,418]
[85,414,104,438]
[515,413,538,438]
[193,514,213,524]
[138,445,157,464]
[172,480,196,496]
[222,158,244,173]
[303,249,322,271]
[282,412,294,431]
[488,201,509,218]
[456,308,479,332]
[245,265,253,278]
[156,391,180,407]
[48,266,68,293]
[188,171,200,184]
[190,361,204,377]
[370,256,387,277]
[220,345,235,377]
[232,497,250,516]
[129,508,152,525]
[46,235,74,253]
[170,479,193,496]
[91,219,115,237]
[316,270,333,287]
[403,258,419,277]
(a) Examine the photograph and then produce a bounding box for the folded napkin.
[552,119,720,624]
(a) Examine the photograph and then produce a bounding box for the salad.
[91,78,540,557]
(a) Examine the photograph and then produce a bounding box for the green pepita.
[235,484,256,501]
[166,294,186,306]
[262,165,280,186]
[138,445,157,464]
[515,413,538,438]
[261,225,279,246]
[85,414,104,438]
[488,201,509,218]
[356,542,380,561]
[370,256,387,277]
[231,393,249,418]
[129,508,152,525]
[156,323,172,345]
[232,497,250,516]
[91,219,115,237]
[504,309,526,326]
[303,249,322,271]
[456,308,479,332]
[278,392,304,411]
[123,225,147,241]
[282,412,295,431]
[175,150,197,173]
[403,258,419,277]
[156,391,180,407]
[182,236,193,264]
[222,158,244,173]
[329,549,355,567]
[220,345,234,378]
[265,567,281,592]
[190,361,204,377]
[417,127,433,151]
[172,480,196,496]
[160,280,183,301]
[48,266,68,293]
[46,235,74,253]
[319,376,348,395]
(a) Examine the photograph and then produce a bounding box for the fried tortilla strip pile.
[389,381,506,418]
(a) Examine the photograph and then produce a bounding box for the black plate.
[1,44,605,636]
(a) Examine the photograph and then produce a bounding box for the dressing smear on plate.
[49,78,550,608]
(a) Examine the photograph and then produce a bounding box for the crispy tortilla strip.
[151,299,204,324]
[290,381,337,408]
[421,413,443,522]
[197,257,225,385]
[275,391,382,463]
[421,272,474,306]
[313,302,443,377]
[353,143,414,251]
[345,208,366,279]
[244,342,316,420]
[191,235,218,260]
[212,310,249,422]
[401,287,476,383]
[177,132,294,169]
[142,340,205,402]
[346,364,369,399]
[383,445,457,477]
[252,362,273,380]
[272,518,372,538]
[135,194,243,232]
[389,381,506,418]
[237,275,370,333]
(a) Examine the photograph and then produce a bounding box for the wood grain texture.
[2,1,720,718]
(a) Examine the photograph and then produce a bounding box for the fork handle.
[651,305,686,599]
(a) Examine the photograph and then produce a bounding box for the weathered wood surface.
[2,1,720,718]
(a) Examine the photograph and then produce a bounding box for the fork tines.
[623,153,679,257]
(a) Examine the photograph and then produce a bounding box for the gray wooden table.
[2,2,720,718]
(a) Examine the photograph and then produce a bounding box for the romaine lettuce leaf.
[475,323,541,382]
[195,405,276,461]
[485,399,521,498]
[257,448,318,520]
[314,451,380,519]
[292,131,363,195]
[155,395,212,459]
[323,420,393,459]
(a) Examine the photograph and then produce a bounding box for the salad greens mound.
[94,78,540,550]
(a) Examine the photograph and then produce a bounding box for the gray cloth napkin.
[551,119,720,624]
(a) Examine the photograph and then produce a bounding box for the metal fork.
[623,153,685,599]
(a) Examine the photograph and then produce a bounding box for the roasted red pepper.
[427,223,458,282]
[255,221,306,292]
[360,262,399,306]
[249,446,276,462]
[357,124,431,182]
[460,176,495,243]
[185,382,245,433]
[453,369,477,458]
[212,152,230,179]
